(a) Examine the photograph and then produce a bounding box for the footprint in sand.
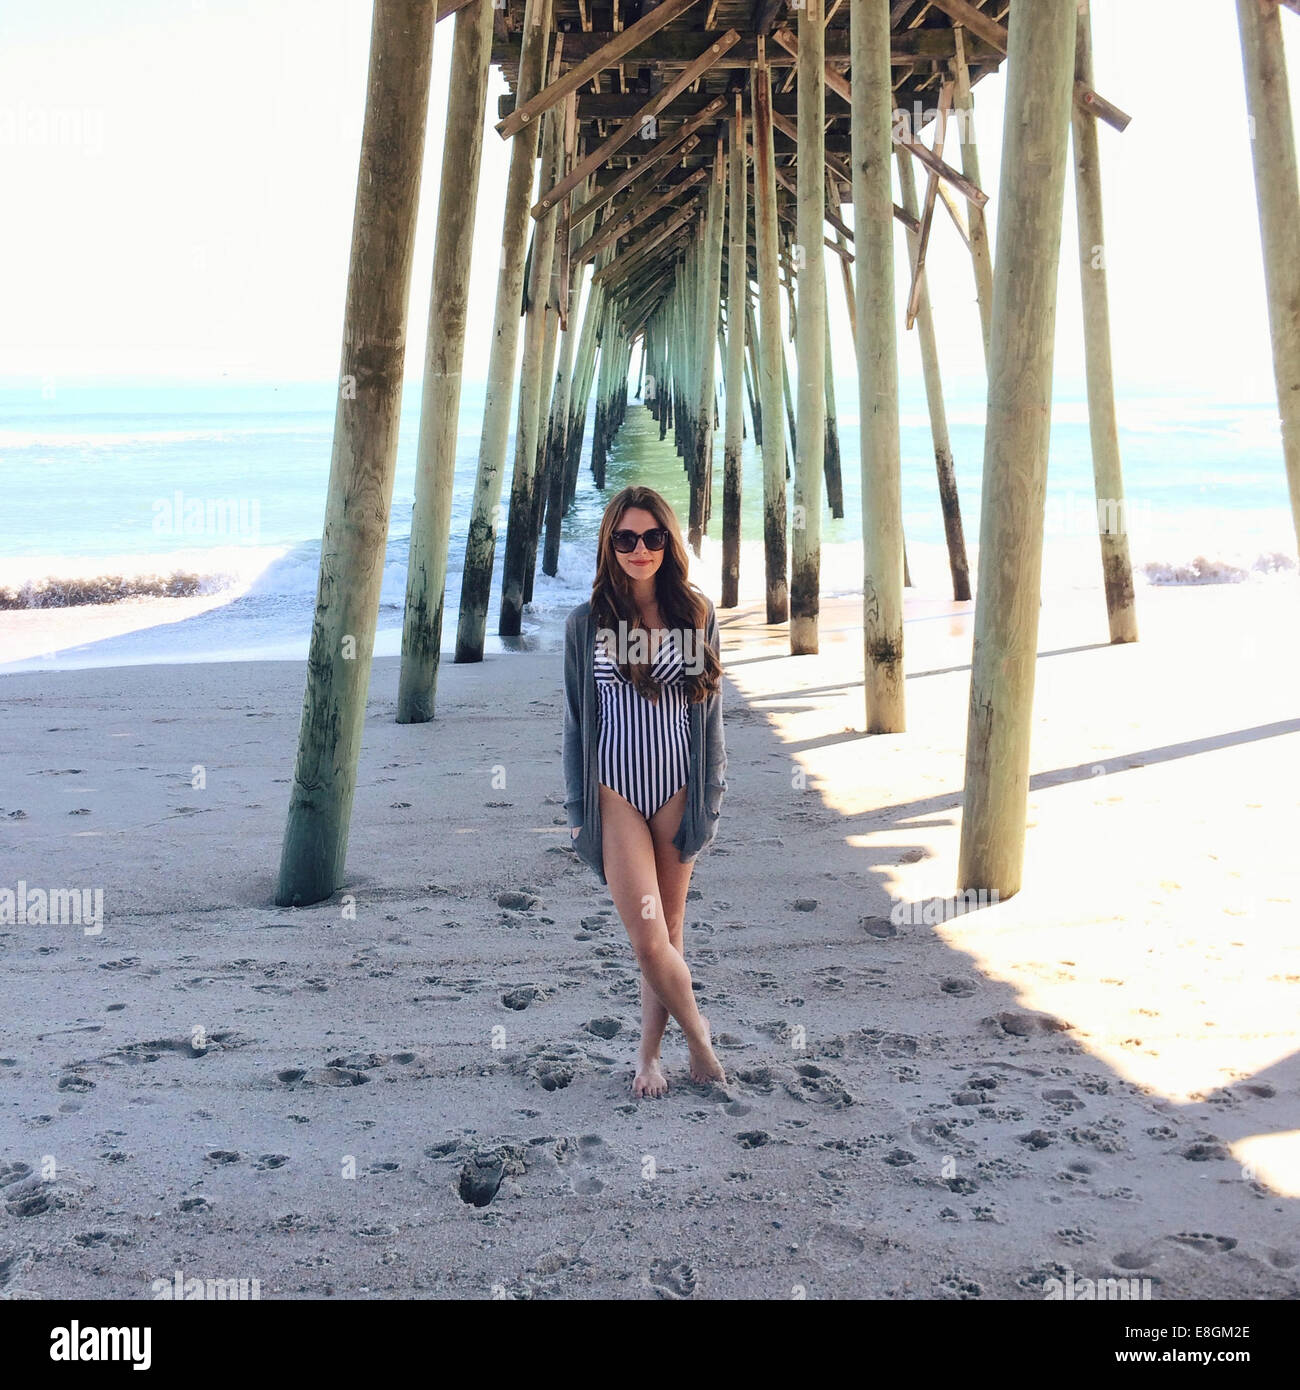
[982,1010,1069,1039]
[861,916,898,939]
[501,985,550,1011]
[647,1258,697,1299]
[806,1222,868,1270]
[554,1133,612,1194]
[582,1017,621,1040]
[1181,1141,1229,1162]
[1169,1232,1237,1254]
[782,1062,854,1108]
[1112,1248,1156,1270]
[515,1042,583,1092]
[0,1162,34,1189]
[935,1274,983,1299]
[457,1144,528,1207]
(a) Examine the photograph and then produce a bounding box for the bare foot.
[688,1016,726,1085]
[633,1054,669,1099]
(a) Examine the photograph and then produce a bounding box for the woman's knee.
[633,934,679,975]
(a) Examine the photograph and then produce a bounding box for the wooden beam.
[951,22,994,359]
[573,166,708,263]
[771,25,988,206]
[491,28,1002,67]
[926,0,1007,54]
[771,161,855,245]
[436,0,475,20]
[497,0,699,139]
[533,32,740,217]
[905,80,953,330]
[928,0,1129,130]
[592,201,700,286]
[1074,80,1132,134]
[752,0,784,36]
[936,181,970,248]
[568,104,719,225]
[770,106,921,231]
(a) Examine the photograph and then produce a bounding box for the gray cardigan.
[563,596,726,885]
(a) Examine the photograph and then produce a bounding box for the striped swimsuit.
[595,626,691,820]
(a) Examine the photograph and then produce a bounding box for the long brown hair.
[589,485,722,704]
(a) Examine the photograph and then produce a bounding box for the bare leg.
[638,785,696,1076]
[635,831,685,1099]
[599,783,726,1092]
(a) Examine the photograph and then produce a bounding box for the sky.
[1,0,1299,402]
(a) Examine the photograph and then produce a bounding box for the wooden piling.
[852,0,905,730]
[781,342,797,475]
[744,294,763,446]
[1072,2,1138,643]
[959,0,1077,898]
[723,94,746,608]
[823,312,844,520]
[752,51,789,624]
[690,136,726,552]
[455,0,554,664]
[790,0,825,654]
[521,218,564,606]
[1236,0,1300,553]
[542,181,592,576]
[276,0,434,906]
[501,86,563,635]
[397,0,494,724]
[896,139,971,603]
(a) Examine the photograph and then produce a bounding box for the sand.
[1,578,1298,1300]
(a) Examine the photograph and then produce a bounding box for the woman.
[562,486,728,1098]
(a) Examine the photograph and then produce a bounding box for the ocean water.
[0,378,1295,673]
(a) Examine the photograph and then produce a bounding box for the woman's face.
[611,506,666,586]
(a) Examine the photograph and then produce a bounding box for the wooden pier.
[275,0,1300,907]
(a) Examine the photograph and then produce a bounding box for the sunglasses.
[611,527,668,554]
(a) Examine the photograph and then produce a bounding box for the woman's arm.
[703,600,726,816]
[562,612,585,829]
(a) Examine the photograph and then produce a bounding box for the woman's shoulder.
[566,599,592,627]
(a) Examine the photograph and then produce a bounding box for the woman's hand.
[571,827,581,840]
